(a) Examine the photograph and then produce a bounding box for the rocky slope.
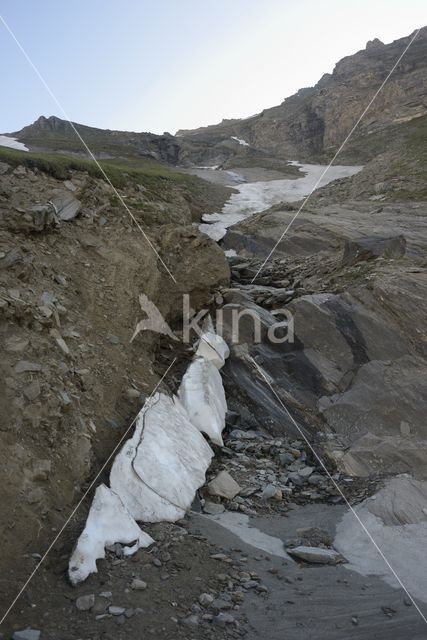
[1,22,427,640]
[6,27,427,182]
[0,149,232,625]
[177,27,427,165]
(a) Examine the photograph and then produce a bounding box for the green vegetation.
[0,145,186,187]
[0,145,232,217]
[224,154,301,176]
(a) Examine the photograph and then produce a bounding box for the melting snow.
[68,484,154,585]
[0,135,29,152]
[200,161,363,241]
[69,323,230,583]
[231,136,250,146]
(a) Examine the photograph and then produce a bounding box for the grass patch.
[0,146,232,217]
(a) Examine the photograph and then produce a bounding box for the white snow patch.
[231,136,250,146]
[68,484,154,585]
[110,393,214,522]
[334,475,427,603]
[195,331,230,369]
[69,323,229,583]
[0,135,29,152]
[200,161,363,241]
[178,357,227,446]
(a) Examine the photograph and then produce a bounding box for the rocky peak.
[365,37,385,52]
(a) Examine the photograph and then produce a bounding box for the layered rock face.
[220,198,427,479]
[177,27,427,163]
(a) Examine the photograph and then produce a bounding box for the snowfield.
[200,161,363,241]
[0,135,29,152]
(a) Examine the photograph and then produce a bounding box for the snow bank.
[0,135,29,152]
[231,136,249,146]
[199,161,363,241]
[68,484,154,585]
[196,331,229,369]
[110,393,214,522]
[69,321,229,583]
[178,357,227,446]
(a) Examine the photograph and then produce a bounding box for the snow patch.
[178,357,227,446]
[231,136,250,146]
[334,475,427,603]
[110,393,214,522]
[69,321,229,583]
[200,161,363,241]
[68,484,154,585]
[0,135,29,152]
[195,331,230,369]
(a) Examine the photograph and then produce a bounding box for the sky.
[0,0,426,135]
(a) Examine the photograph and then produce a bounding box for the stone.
[182,615,199,626]
[229,429,260,440]
[55,337,70,355]
[12,631,41,640]
[288,472,305,486]
[63,179,77,192]
[32,459,51,481]
[109,605,126,616]
[279,452,294,466]
[261,484,281,500]
[342,235,406,266]
[50,189,82,221]
[5,336,29,352]
[126,388,141,399]
[54,274,68,286]
[295,527,332,547]
[287,545,342,564]
[213,612,235,626]
[57,390,71,405]
[239,486,259,497]
[208,470,241,500]
[203,501,225,515]
[14,361,42,374]
[212,598,233,611]
[199,592,214,606]
[298,466,315,478]
[130,578,147,590]
[23,380,41,401]
[76,594,95,611]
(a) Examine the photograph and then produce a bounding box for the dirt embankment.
[0,160,230,607]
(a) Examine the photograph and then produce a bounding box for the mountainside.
[6,26,427,173]
[2,23,427,640]
[11,115,181,163]
[177,27,427,164]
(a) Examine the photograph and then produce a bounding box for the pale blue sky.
[1,0,426,134]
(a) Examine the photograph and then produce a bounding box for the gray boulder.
[342,235,406,266]
[287,545,343,564]
[50,189,81,220]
